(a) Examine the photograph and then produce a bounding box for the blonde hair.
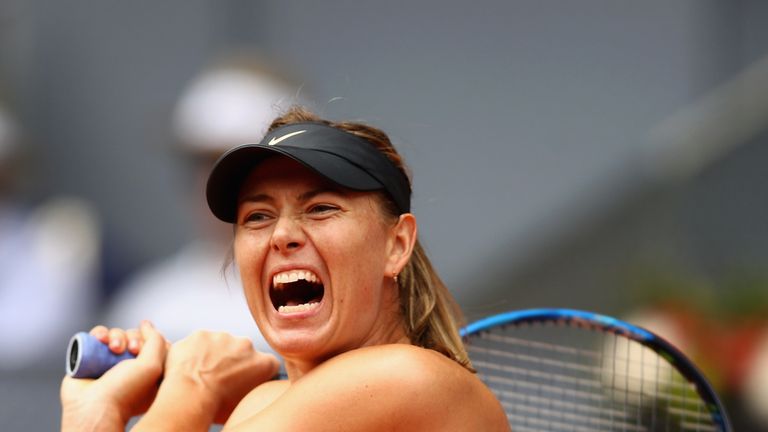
[268,106,473,370]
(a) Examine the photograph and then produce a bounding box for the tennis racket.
[66,332,136,378]
[461,308,731,431]
[65,332,286,380]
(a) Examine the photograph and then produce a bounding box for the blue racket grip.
[66,332,136,378]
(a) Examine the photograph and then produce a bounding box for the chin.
[262,312,324,343]
[269,331,332,359]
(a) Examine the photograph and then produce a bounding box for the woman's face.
[234,156,409,364]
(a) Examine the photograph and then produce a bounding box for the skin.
[234,156,413,378]
[60,156,509,431]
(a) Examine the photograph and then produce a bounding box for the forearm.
[61,400,125,432]
[132,375,216,432]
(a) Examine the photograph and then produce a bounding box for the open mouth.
[270,270,325,313]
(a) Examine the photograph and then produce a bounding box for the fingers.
[90,325,109,343]
[109,328,128,353]
[126,328,142,355]
[89,324,148,355]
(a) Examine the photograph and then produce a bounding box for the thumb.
[137,320,167,366]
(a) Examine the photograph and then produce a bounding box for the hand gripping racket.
[66,332,136,378]
[461,308,731,431]
[65,332,286,380]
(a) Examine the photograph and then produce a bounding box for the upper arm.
[224,345,457,431]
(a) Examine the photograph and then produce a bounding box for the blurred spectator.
[0,102,101,370]
[744,328,768,426]
[103,52,307,351]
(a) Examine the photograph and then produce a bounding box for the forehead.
[239,155,341,196]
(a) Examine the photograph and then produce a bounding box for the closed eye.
[244,212,273,223]
[308,204,339,215]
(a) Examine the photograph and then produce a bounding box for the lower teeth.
[278,302,319,313]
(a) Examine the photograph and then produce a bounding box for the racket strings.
[471,357,646,431]
[465,323,720,432]
[468,336,709,400]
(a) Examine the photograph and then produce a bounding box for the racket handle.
[66,332,136,378]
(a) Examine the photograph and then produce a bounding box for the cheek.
[233,233,269,300]
[323,226,389,290]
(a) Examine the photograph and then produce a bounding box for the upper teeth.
[273,270,319,287]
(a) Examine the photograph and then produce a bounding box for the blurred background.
[1,0,767,429]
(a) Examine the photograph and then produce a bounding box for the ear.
[385,213,417,278]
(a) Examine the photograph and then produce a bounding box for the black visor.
[206,122,411,222]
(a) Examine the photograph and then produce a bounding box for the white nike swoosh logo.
[268,130,307,146]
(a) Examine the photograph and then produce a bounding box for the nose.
[270,215,305,254]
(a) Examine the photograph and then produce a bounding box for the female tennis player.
[60,107,509,430]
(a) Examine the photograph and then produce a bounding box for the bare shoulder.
[226,345,509,431]
[325,344,472,388]
[226,379,289,427]
[302,344,510,431]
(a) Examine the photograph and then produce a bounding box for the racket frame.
[461,308,731,431]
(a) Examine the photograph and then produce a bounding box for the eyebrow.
[238,193,274,205]
[239,187,347,205]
